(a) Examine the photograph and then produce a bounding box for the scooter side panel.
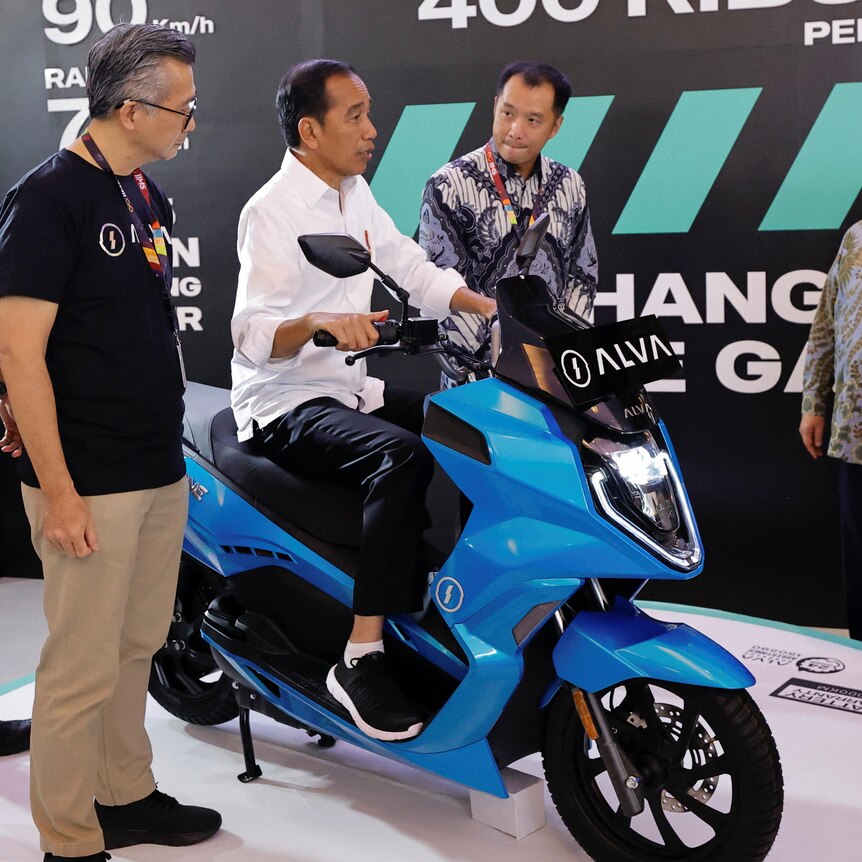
[552,600,755,692]
[183,456,356,605]
[424,380,702,630]
[210,644,510,797]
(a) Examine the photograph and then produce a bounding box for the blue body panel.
[552,599,756,692]
[181,376,742,799]
[207,643,510,797]
[424,381,703,640]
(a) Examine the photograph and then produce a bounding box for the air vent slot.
[218,545,294,563]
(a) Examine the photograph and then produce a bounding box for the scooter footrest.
[235,611,298,655]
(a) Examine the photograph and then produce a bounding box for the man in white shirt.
[230,60,495,741]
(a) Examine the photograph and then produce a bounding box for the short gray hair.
[87,23,196,119]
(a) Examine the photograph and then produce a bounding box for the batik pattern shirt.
[802,220,862,463]
[419,140,597,356]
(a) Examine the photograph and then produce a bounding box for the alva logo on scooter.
[548,315,681,406]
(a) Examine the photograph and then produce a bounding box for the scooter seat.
[182,384,362,548]
[210,408,363,548]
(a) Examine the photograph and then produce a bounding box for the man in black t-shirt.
[0,25,220,862]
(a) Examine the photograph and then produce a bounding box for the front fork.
[554,602,645,818]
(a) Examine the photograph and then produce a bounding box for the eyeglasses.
[117,97,197,130]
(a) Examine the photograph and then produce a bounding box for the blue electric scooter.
[149,216,784,861]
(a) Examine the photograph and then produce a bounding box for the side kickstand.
[237,705,263,783]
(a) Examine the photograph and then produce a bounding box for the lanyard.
[82,132,169,279]
[81,131,186,387]
[484,142,546,234]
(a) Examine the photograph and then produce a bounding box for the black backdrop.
[2,0,859,625]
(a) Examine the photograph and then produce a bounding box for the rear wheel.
[543,679,783,861]
[148,554,239,725]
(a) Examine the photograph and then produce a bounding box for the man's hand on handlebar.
[450,287,497,321]
[308,310,390,351]
[478,296,497,320]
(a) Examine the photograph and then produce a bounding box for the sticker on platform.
[770,678,862,715]
[796,656,846,675]
[742,645,802,666]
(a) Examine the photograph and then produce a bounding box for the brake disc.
[652,702,720,812]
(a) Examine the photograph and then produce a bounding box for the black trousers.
[260,386,434,617]
[838,461,862,640]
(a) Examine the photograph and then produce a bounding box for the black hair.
[497,61,571,116]
[87,23,196,119]
[276,59,356,148]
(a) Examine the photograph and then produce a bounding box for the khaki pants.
[22,477,188,857]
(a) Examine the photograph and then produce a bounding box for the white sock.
[344,639,383,666]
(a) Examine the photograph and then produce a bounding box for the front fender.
[553,599,755,692]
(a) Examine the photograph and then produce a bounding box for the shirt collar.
[487,138,543,184]
[281,150,358,208]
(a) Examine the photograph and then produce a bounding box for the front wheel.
[543,679,783,861]
[148,553,239,726]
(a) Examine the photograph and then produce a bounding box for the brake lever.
[344,344,403,366]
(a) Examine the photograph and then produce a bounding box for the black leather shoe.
[326,651,424,741]
[0,718,30,756]
[44,853,110,861]
[95,789,221,849]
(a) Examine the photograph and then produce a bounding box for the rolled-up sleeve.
[370,193,463,320]
[231,203,303,370]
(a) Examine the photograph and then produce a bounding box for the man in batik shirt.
[420,60,598,362]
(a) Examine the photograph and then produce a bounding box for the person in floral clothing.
[800,220,862,640]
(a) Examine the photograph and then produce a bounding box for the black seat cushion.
[210,407,363,548]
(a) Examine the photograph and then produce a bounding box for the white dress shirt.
[230,151,464,441]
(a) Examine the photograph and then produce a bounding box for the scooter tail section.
[552,598,756,693]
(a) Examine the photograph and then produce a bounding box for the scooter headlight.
[584,433,679,533]
[582,431,701,569]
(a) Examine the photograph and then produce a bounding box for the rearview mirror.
[298,233,370,278]
[515,212,551,272]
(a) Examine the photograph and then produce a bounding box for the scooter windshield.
[493,272,585,408]
[493,274,681,425]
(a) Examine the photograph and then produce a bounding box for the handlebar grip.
[313,319,399,348]
[375,319,399,345]
[312,330,338,347]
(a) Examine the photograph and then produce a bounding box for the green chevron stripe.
[542,95,614,171]
[614,88,762,235]
[760,82,862,231]
[370,102,475,235]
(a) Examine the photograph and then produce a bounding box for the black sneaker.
[0,718,30,756]
[326,652,424,741]
[44,854,110,861]
[95,789,221,849]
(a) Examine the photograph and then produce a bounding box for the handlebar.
[312,319,400,348]
[313,313,496,380]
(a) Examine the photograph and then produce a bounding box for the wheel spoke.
[665,782,729,831]
[611,804,632,831]
[160,659,210,697]
[670,704,701,759]
[647,796,686,850]
[674,753,731,784]
[152,660,169,688]
[583,754,607,780]
[627,683,671,748]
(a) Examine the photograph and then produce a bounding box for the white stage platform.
[1,603,860,861]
